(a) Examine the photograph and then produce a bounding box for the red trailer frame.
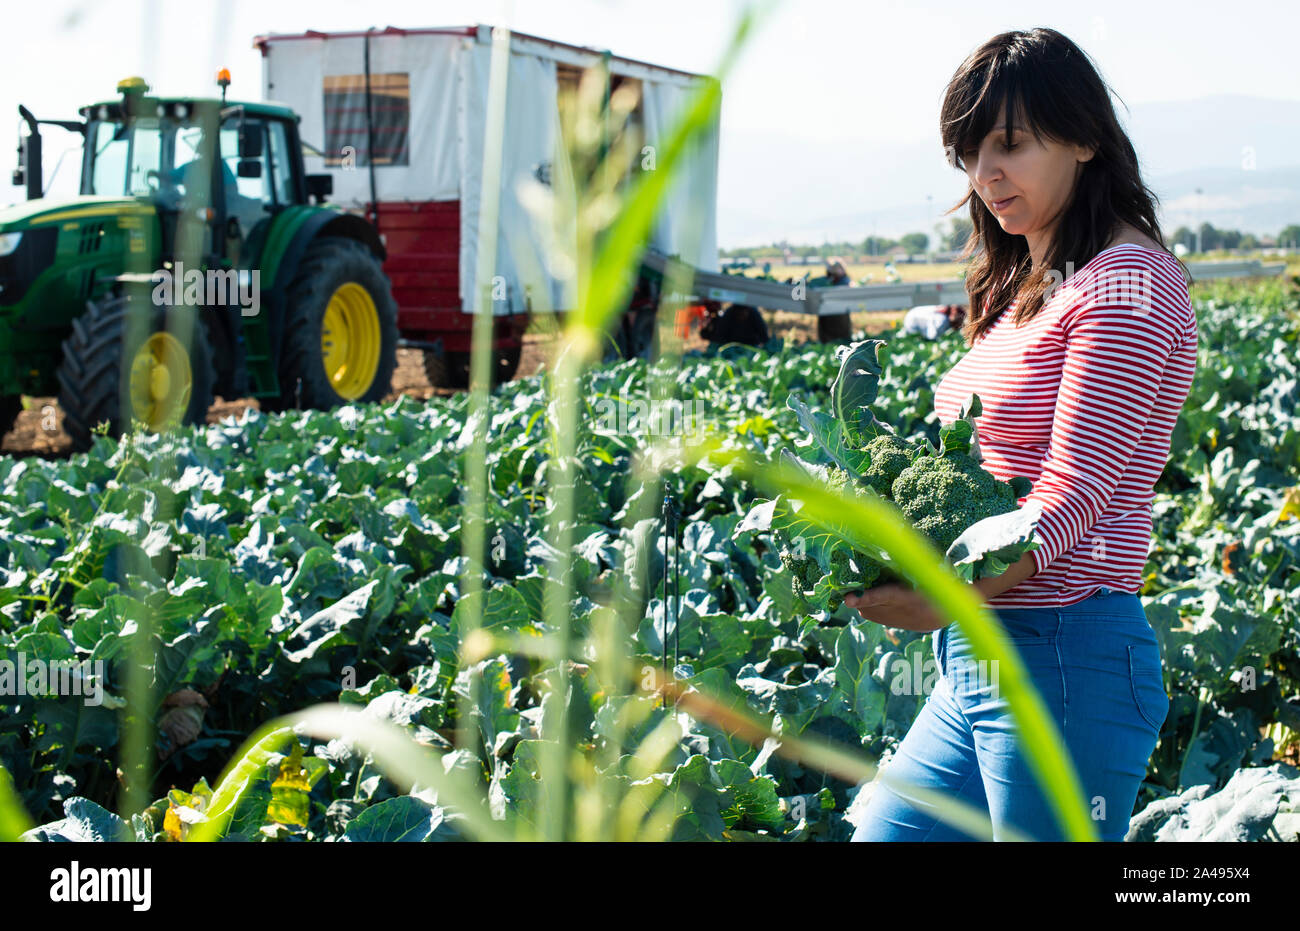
[369,199,528,356]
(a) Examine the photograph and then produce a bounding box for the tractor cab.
[0,72,394,452]
[75,76,315,267]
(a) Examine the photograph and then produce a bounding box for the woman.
[846,28,1198,842]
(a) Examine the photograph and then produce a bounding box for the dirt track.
[0,310,902,459]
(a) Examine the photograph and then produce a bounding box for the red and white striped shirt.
[933,244,1199,608]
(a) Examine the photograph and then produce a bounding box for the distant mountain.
[1122,94,1300,177]
[1144,165,1300,237]
[718,95,1300,248]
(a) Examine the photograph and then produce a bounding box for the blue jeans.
[850,587,1169,842]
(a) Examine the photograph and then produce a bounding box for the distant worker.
[901,304,967,340]
[807,257,852,288]
[700,302,769,347]
[809,257,854,342]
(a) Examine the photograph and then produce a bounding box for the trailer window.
[322,72,410,167]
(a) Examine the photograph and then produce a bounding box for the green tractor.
[0,73,398,451]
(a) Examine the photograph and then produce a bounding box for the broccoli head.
[780,549,821,597]
[780,543,881,611]
[861,434,916,497]
[891,452,1021,552]
[829,546,882,592]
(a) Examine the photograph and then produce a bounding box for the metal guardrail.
[1184,260,1287,282]
[645,249,964,316]
[643,249,807,312]
[645,249,1290,317]
[813,279,969,315]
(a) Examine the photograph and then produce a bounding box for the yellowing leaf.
[735,415,774,437]
[1278,486,1300,524]
[163,778,213,841]
[163,803,182,842]
[267,743,316,828]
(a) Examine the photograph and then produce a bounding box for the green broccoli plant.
[737,339,1041,619]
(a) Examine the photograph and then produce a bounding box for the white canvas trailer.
[255,24,721,338]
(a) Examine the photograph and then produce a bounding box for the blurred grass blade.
[525,1,772,841]
[659,670,1029,842]
[188,704,509,842]
[0,765,34,841]
[456,19,514,828]
[688,436,1098,841]
[574,2,769,344]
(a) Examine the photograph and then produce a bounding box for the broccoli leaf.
[938,420,975,457]
[831,340,891,447]
[738,453,893,617]
[944,505,1042,581]
[938,394,983,461]
[767,493,890,571]
[785,394,870,479]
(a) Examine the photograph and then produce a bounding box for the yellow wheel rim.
[128,331,193,432]
[321,282,381,399]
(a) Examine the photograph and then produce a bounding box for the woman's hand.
[842,584,965,632]
[842,553,1038,632]
[842,577,993,629]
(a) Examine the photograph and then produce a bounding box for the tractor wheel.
[604,307,657,362]
[423,345,521,390]
[422,348,466,389]
[56,294,216,452]
[495,344,523,382]
[262,237,398,413]
[0,395,21,439]
[817,312,853,343]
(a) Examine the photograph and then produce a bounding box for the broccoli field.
[3,277,1300,842]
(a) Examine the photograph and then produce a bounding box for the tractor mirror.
[13,134,25,186]
[237,159,262,179]
[237,126,263,159]
[305,173,332,202]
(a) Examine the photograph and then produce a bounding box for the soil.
[0,310,904,459]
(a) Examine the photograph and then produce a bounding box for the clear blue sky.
[5,0,1298,243]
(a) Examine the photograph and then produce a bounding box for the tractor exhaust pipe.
[15,105,42,200]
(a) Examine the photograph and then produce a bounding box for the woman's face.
[961,106,1094,243]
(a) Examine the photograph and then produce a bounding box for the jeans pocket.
[1127,644,1169,733]
[994,609,1060,646]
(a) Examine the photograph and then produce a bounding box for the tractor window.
[86,119,169,198]
[88,121,130,195]
[266,121,295,205]
[219,119,273,238]
[219,121,271,202]
[125,120,162,196]
[171,125,212,204]
[175,126,204,173]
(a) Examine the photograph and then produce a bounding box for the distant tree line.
[721,220,1300,259]
[1168,223,1300,252]
[721,219,974,261]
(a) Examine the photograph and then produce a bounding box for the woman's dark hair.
[940,28,1191,344]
